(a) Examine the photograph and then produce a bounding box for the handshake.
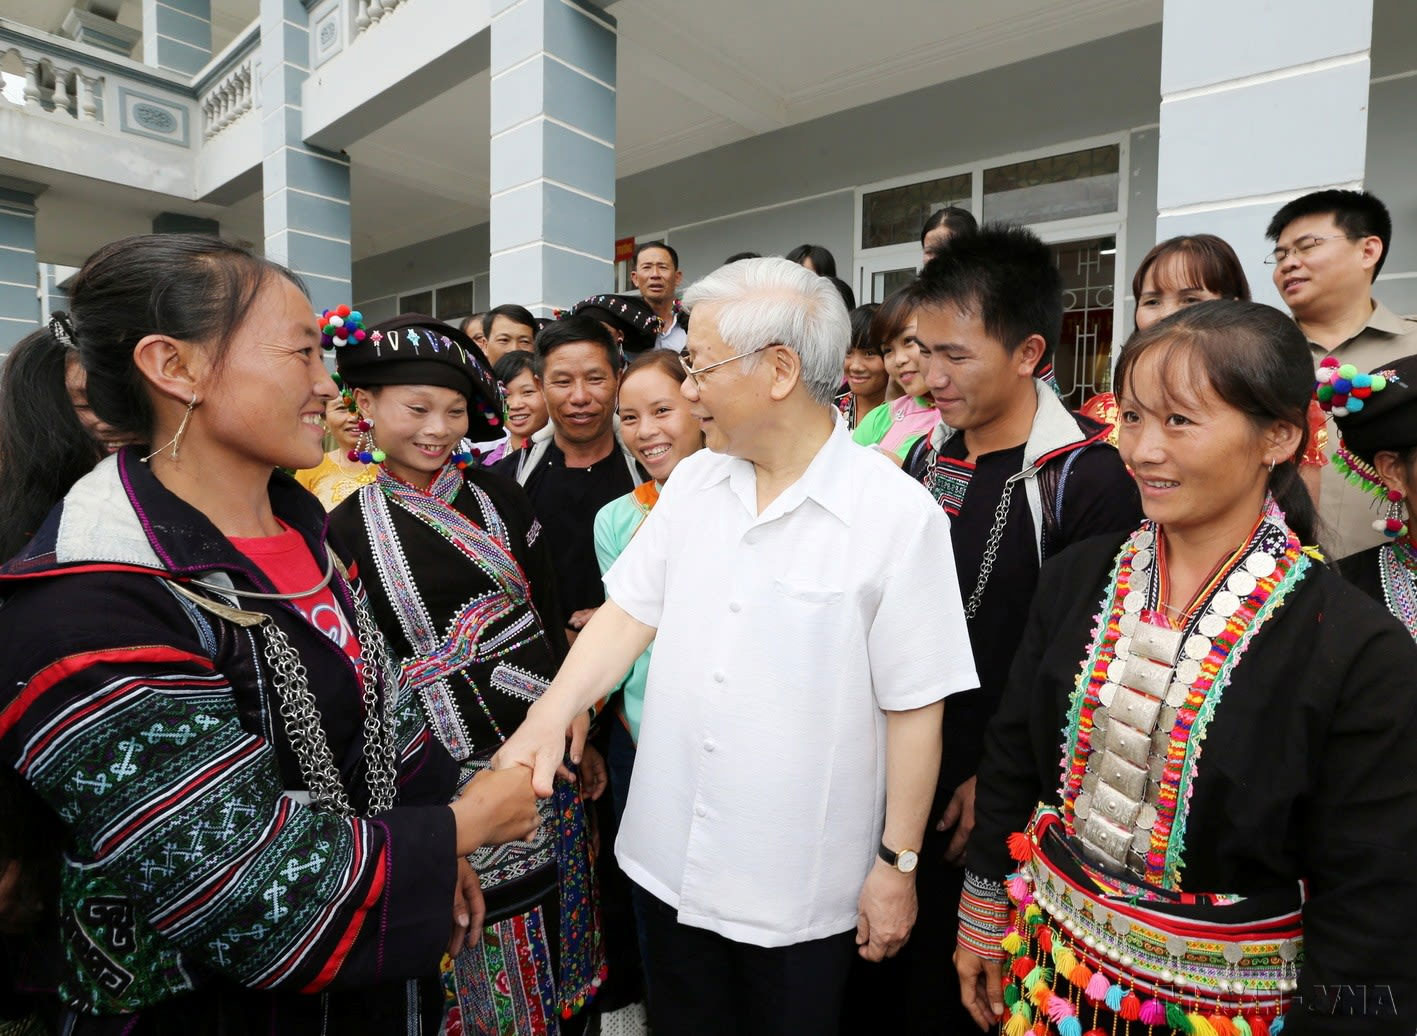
[445,709,606,955]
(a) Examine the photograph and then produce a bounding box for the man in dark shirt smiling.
[495,315,643,637]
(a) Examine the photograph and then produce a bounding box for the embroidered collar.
[927,379,1108,472]
[1379,539,1417,641]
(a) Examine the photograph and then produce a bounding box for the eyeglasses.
[679,344,775,386]
[1263,235,1352,265]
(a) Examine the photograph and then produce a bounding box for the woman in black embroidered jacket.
[955,302,1417,1035]
[328,314,605,1035]
[0,235,539,1034]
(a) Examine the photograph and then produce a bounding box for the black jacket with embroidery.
[0,448,459,1032]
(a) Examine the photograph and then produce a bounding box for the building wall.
[1366,0,1417,316]
[616,24,1163,283]
[354,24,1165,311]
[353,222,491,322]
[355,4,1416,321]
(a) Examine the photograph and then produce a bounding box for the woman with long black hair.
[0,234,539,1033]
[0,327,106,559]
[956,301,1417,1035]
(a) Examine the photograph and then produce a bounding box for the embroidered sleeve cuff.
[958,869,1011,961]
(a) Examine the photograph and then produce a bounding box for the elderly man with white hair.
[495,257,977,1034]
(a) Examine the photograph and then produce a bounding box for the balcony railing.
[194,20,260,141]
[0,18,195,149]
[353,0,412,36]
[1,40,104,123]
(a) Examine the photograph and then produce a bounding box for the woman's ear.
[352,386,378,417]
[1264,419,1304,468]
[132,334,200,405]
[1374,450,1413,499]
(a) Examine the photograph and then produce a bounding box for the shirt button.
[704,740,716,753]
[712,672,725,683]
[729,601,741,613]
[695,804,707,818]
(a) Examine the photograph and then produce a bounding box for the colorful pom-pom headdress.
[1321,355,1417,537]
[320,305,367,350]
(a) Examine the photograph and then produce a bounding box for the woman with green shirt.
[592,350,705,806]
[853,288,940,460]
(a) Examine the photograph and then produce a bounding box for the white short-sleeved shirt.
[605,415,978,948]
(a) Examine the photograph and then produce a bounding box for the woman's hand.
[579,744,608,801]
[448,858,486,957]
[954,944,1004,1031]
[451,767,540,855]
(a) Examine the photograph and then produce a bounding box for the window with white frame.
[855,136,1128,408]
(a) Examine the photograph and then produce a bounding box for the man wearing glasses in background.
[494,257,978,1035]
[1266,188,1417,558]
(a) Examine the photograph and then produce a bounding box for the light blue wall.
[353,6,1417,320]
[355,24,1165,310]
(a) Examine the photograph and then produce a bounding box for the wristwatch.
[878,840,919,873]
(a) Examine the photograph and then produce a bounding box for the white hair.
[681,257,850,406]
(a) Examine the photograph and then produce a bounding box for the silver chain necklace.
[257,588,400,817]
[964,471,1026,619]
[173,550,400,817]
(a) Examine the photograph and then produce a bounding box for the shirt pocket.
[771,578,845,605]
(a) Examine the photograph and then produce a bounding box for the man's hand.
[954,944,1004,1031]
[579,744,608,801]
[935,775,977,864]
[493,702,573,798]
[448,859,486,957]
[854,862,917,961]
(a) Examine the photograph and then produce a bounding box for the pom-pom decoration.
[1315,358,1389,413]
[320,306,366,350]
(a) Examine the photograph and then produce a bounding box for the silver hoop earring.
[142,393,197,463]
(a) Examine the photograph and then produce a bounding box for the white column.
[489,0,617,317]
[1155,0,1374,306]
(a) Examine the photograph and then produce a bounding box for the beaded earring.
[1376,488,1409,539]
[349,418,386,465]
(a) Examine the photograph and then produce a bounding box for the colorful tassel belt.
[1000,807,1303,1035]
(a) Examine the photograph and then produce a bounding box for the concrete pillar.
[142,0,213,75]
[0,185,42,349]
[489,0,616,316]
[259,0,352,311]
[1155,0,1374,307]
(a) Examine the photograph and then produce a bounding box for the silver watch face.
[896,849,919,873]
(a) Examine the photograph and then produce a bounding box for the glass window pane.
[399,290,433,315]
[1047,236,1116,411]
[862,172,972,249]
[982,145,1120,225]
[870,267,918,303]
[435,281,473,320]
